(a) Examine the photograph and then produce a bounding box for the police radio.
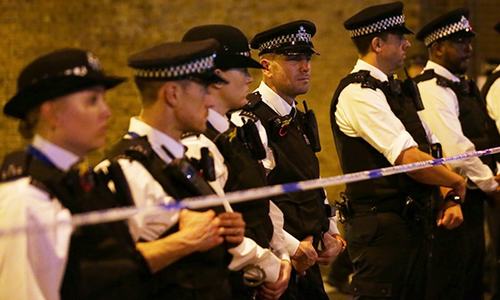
[301,100,321,152]
[238,119,267,160]
[161,145,214,196]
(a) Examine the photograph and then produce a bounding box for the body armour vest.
[242,93,329,242]
[0,150,149,300]
[205,121,273,248]
[415,69,500,172]
[106,135,230,297]
[481,70,500,101]
[330,70,433,205]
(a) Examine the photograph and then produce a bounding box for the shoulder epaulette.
[181,132,200,139]
[0,151,30,182]
[413,69,437,84]
[239,109,259,122]
[347,70,381,91]
[245,91,263,109]
[108,136,153,162]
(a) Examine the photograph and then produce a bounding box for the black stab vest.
[242,93,329,241]
[106,136,230,297]
[0,151,149,300]
[330,71,433,205]
[481,70,500,101]
[415,69,500,172]
[206,122,273,248]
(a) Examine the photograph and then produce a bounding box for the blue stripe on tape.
[431,158,444,165]
[368,169,383,178]
[282,182,300,193]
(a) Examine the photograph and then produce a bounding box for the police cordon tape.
[1,146,500,237]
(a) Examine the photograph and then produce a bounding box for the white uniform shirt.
[231,81,340,240]
[486,65,500,134]
[417,60,498,192]
[0,135,73,300]
[334,59,438,166]
[102,117,281,282]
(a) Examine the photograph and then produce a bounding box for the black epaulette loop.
[181,131,200,139]
[239,109,259,122]
[351,70,379,91]
[0,151,30,182]
[245,91,263,109]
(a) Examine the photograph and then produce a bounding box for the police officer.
[483,22,500,133]
[415,9,500,299]
[181,24,294,300]
[103,39,281,300]
[233,20,346,300]
[0,49,150,300]
[330,2,467,299]
[482,21,500,299]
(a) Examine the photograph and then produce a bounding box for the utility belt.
[336,194,429,226]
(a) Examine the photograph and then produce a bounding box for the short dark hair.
[352,29,407,55]
[17,108,40,139]
[352,32,389,55]
[134,77,166,107]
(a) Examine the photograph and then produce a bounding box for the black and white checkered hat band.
[423,16,472,46]
[258,32,312,52]
[349,15,405,37]
[134,54,216,79]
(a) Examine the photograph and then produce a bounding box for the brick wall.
[0,0,496,200]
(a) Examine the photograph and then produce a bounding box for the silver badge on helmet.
[87,52,101,71]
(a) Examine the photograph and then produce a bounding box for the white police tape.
[1,146,500,236]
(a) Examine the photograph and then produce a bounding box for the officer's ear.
[159,81,180,108]
[260,56,273,78]
[430,41,444,59]
[212,69,227,90]
[371,36,384,54]
[39,100,60,130]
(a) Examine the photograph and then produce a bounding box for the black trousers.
[345,212,426,300]
[150,281,232,300]
[426,222,466,299]
[280,263,329,300]
[486,195,500,299]
[461,189,486,300]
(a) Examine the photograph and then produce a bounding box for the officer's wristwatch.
[445,193,463,205]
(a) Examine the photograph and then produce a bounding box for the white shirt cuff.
[227,238,281,283]
[283,230,300,256]
[327,217,340,235]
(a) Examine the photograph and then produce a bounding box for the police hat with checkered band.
[250,20,318,56]
[416,8,475,47]
[4,48,125,119]
[128,39,226,85]
[344,1,413,38]
[182,24,263,70]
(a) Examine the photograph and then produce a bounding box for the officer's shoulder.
[108,136,153,162]
[344,70,381,91]
[245,91,264,109]
[0,150,30,182]
[238,109,259,122]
